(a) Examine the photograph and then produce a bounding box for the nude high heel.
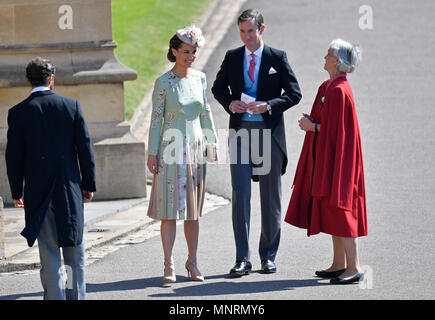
[185,256,204,282]
[163,259,176,283]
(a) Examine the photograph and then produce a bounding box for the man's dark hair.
[25,57,56,87]
[167,35,184,63]
[237,9,264,30]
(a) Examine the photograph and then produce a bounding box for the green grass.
[112,0,213,120]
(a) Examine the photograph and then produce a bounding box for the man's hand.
[82,190,94,203]
[247,101,268,114]
[13,196,24,208]
[230,100,248,113]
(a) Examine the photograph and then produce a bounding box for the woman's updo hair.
[329,39,362,73]
[167,35,184,63]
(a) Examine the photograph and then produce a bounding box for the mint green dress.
[147,69,218,220]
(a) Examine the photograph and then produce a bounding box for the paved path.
[203,0,435,299]
[1,0,434,300]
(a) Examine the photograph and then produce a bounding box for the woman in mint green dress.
[146,25,218,283]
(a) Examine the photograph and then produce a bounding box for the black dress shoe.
[229,261,252,278]
[315,269,346,278]
[260,260,277,274]
[330,273,364,285]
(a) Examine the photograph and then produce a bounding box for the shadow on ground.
[0,273,328,300]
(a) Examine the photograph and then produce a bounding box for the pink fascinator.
[176,24,205,47]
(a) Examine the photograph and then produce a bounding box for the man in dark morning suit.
[5,58,96,299]
[211,9,301,277]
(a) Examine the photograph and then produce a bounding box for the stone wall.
[0,0,146,203]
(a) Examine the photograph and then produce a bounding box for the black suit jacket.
[211,44,302,177]
[5,91,96,247]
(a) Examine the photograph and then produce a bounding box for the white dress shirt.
[244,41,264,82]
[229,42,265,114]
[31,86,51,93]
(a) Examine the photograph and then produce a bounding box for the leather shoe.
[229,260,252,278]
[315,269,346,278]
[261,260,276,274]
[330,273,364,285]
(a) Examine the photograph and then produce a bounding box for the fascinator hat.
[176,24,205,47]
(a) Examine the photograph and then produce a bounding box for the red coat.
[285,74,368,237]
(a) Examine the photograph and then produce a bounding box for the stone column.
[0,197,4,260]
[0,0,146,203]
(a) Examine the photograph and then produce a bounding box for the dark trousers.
[229,121,283,262]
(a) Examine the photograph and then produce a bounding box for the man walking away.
[5,57,96,300]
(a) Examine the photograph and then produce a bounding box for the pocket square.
[268,67,277,75]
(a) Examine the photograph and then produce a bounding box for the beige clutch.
[206,144,218,162]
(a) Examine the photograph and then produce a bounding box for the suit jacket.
[5,91,96,247]
[211,44,302,178]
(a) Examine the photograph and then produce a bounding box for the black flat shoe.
[330,273,364,285]
[315,269,346,278]
[229,261,252,278]
[261,260,277,274]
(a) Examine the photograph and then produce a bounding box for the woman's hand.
[298,113,316,132]
[147,155,158,175]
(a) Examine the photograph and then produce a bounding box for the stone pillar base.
[0,196,4,260]
[0,83,147,204]
[0,147,11,205]
[0,133,147,204]
[94,133,146,200]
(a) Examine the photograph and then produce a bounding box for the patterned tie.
[248,53,256,82]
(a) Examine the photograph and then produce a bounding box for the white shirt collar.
[31,86,51,93]
[245,41,264,59]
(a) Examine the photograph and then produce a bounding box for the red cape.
[285,75,367,237]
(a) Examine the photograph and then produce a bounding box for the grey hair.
[329,39,362,73]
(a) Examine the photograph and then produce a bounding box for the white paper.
[241,93,256,115]
[241,92,256,104]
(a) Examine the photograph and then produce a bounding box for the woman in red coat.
[285,39,367,284]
